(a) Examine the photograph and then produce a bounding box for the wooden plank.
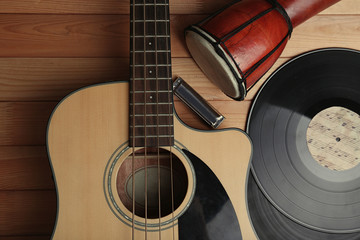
[0,191,56,236]
[286,15,360,57]
[0,146,54,190]
[0,102,56,146]
[0,14,130,58]
[0,14,359,58]
[0,0,356,15]
[0,236,51,240]
[323,0,360,15]
[0,58,128,101]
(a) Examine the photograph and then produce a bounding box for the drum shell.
[186,0,290,100]
[279,0,341,28]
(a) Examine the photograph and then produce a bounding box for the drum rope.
[266,0,293,37]
[195,0,244,26]
[244,34,289,82]
[220,7,276,43]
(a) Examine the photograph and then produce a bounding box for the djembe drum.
[185,0,340,100]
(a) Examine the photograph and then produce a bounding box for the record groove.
[247,48,360,233]
[248,172,360,239]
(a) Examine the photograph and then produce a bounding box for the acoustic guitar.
[47,1,256,239]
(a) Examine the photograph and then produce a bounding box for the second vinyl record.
[247,48,360,233]
[248,172,360,239]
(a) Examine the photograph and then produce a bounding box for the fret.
[134,114,172,117]
[130,94,172,105]
[130,135,174,138]
[130,126,174,136]
[131,20,170,23]
[130,115,173,125]
[131,78,170,80]
[131,35,169,38]
[130,102,172,105]
[130,0,169,6]
[132,91,172,101]
[132,52,171,65]
[133,37,170,51]
[133,0,168,4]
[130,64,171,67]
[131,50,170,53]
[130,0,173,148]
[131,125,174,128]
[130,80,171,93]
[131,66,171,79]
[131,4,168,6]
[133,22,169,36]
[131,5,168,21]
[131,90,171,93]
[131,105,172,115]
[131,138,174,148]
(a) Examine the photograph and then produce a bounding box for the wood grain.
[286,15,360,56]
[0,0,356,14]
[0,236,51,240]
[0,14,359,58]
[0,191,56,236]
[0,58,128,101]
[0,146,54,190]
[0,102,56,146]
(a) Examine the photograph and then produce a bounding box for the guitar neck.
[129,0,174,148]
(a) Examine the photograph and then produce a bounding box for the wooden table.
[0,0,359,239]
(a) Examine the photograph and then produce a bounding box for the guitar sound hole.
[116,148,188,219]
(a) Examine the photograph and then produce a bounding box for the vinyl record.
[247,48,360,233]
[248,172,360,239]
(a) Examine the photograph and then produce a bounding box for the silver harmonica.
[173,77,225,128]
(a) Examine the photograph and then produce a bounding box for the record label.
[306,106,360,171]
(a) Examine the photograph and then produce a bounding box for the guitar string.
[143,0,148,239]
[153,0,163,239]
[164,1,176,239]
[132,2,173,239]
[131,0,136,239]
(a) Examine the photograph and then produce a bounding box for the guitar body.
[47,81,257,240]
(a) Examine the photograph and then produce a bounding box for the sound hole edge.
[104,142,196,230]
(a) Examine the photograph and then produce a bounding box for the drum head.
[247,48,360,233]
[185,26,245,100]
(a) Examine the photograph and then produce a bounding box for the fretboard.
[129,0,174,147]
